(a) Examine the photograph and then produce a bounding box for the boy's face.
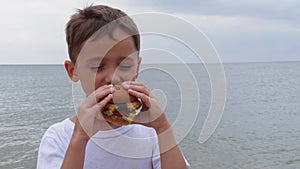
[73,29,141,96]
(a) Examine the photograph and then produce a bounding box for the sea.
[0,62,299,169]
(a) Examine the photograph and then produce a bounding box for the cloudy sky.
[0,0,299,64]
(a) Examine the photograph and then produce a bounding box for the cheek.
[118,68,138,81]
[77,68,98,94]
[93,74,105,88]
[81,73,98,95]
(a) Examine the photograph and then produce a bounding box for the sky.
[0,0,299,64]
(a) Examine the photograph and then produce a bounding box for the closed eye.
[90,65,104,71]
[119,65,131,69]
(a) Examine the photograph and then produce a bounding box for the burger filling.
[103,101,141,123]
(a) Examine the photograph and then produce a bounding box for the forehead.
[77,29,137,64]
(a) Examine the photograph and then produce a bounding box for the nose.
[104,67,121,85]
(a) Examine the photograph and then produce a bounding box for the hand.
[122,82,188,168]
[122,81,171,134]
[72,84,114,141]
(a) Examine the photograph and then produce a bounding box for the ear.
[134,56,142,80]
[64,60,79,82]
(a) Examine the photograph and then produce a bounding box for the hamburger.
[101,85,142,126]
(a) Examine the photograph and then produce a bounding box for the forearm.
[160,144,187,169]
[125,82,188,168]
[61,135,88,169]
[156,123,188,169]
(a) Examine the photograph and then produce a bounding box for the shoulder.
[37,119,73,168]
[41,118,74,145]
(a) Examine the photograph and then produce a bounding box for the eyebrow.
[86,55,135,63]
[119,56,135,61]
[86,56,104,63]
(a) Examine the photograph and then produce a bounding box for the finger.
[95,86,114,103]
[122,81,152,97]
[122,81,145,87]
[132,109,150,124]
[121,81,145,89]
[132,108,164,125]
[93,93,113,120]
[95,84,113,92]
[128,89,152,108]
[85,85,110,104]
[123,83,151,96]
[97,93,113,111]
[86,85,114,107]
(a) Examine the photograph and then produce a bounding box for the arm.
[155,113,187,169]
[61,117,89,169]
[123,82,188,169]
[155,115,188,169]
[61,85,114,169]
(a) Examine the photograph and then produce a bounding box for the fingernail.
[122,81,129,85]
[110,87,115,92]
[123,84,129,89]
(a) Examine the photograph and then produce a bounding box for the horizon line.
[0,60,300,66]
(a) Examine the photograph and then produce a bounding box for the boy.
[37,5,188,169]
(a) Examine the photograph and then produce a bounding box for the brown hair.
[66,5,140,63]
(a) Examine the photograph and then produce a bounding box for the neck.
[70,115,120,131]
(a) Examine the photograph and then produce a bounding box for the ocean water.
[0,62,299,169]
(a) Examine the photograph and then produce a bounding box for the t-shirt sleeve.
[37,133,65,169]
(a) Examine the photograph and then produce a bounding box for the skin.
[61,29,188,169]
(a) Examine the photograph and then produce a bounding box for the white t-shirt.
[37,118,161,169]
